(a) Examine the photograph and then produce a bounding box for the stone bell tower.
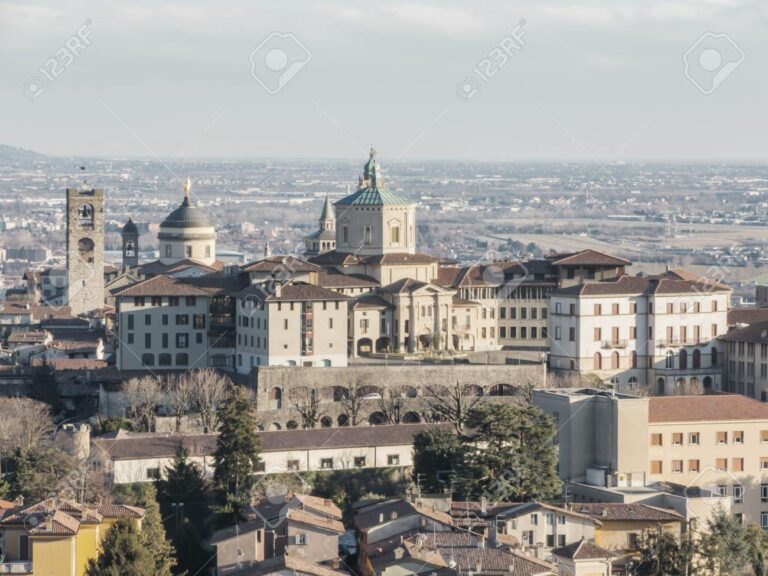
[66,185,105,315]
[121,218,140,270]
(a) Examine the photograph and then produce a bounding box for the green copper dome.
[335,149,413,206]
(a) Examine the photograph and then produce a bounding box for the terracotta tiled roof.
[317,270,378,288]
[114,274,216,297]
[552,538,613,560]
[727,310,768,328]
[550,250,631,267]
[649,393,768,423]
[97,504,145,519]
[239,282,350,302]
[568,503,684,522]
[554,274,730,297]
[352,294,393,310]
[287,508,344,533]
[293,494,343,520]
[364,252,438,266]
[354,498,453,532]
[242,256,322,273]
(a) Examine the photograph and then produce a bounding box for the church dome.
[121,218,139,235]
[160,196,214,229]
[335,148,413,207]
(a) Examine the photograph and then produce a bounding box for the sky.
[1,0,767,161]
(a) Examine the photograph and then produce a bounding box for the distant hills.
[0,144,45,160]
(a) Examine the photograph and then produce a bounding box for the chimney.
[274,283,282,298]
[480,496,487,515]
[488,524,498,548]
[13,496,24,506]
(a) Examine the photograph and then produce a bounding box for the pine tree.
[700,509,750,575]
[213,385,262,515]
[132,484,177,576]
[85,519,154,576]
[157,449,208,525]
[412,429,466,494]
[462,403,561,501]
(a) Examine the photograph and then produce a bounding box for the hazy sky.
[1,0,767,161]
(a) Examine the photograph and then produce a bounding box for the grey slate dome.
[160,196,214,229]
[121,218,139,235]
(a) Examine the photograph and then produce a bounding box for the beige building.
[534,388,768,526]
[548,272,730,392]
[722,320,768,401]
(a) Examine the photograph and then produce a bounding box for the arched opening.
[286,420,298,430]
[270,387,283,410]
[679,349,688,370]
[656,378,665,395]
[703,376,713,391]
[357,338,373,356]
[692,349,701,369]
[78,203,94,226]
[489,383,515,397]
[593,352,602,370]
[269,422,281,431]
[158,353,172,366]
[611,351,620,370]
[337,414,349,427]
[711,348,718,366]
[78,237,95,263]
[464,384,484,397]
[628,376,638,389]
[675,377,686,390]
[402,411,421,424]
[141,353,155,367]
[320,416,333,428]
[332,386,347,402]
[359,385,383,399]
[375,337,392,353]
[368,411,386,425]
[690,377,700,391]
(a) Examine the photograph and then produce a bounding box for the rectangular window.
[734,431,744,444]
[672,433,683,445]
[287,460,300,471]
[651,460,663,474]
[151,296,162,307]
[689,432,699,445]
[761,457,768,470]
[557,535,566,547]
[127,333,134,344]
[612,303,619,315]
[144,333,151,348]
[717,431,728,444]
[762,484,768,503]
[688,459,700,472]
[162,314,168,325]
[715,458,728,471]
[169,296,179,306]
[354,456,366,467]
[594,303,601,315]
[185,296,196,306]
[320,458,334,470]
[733,485,743,504]
[176,314,189,326]
[651,433,662,447]
[176,334,188,348]
[762,513,768,529]
[146,468,160,480]
[135,296,145,307]
[387,454,400,466]
[569,327,575,342]
[162,333,168,349]
[733,458,744,472]
[145,314,151,326]
[672,460,683,473]
[193,314,206,329]
[594,327,602,342]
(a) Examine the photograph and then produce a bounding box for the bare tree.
[422,380,485,433]
[0,397,54,457]
[124,376,161,432]
[288,386,324,429]
[337,377,367,426]
[164,374,195,433]
[188,369,230,433]
[379,385,409,424]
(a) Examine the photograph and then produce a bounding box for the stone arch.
[368,411,386,425]
[692,349,701,369]
[679,349,688,370]
[357,338,373,356]
[489,383,515,397]
[402,411,421,424]
[359,385,383,399]
[269,422,282,431]
[286,420,299,430]
[337,414,350,427]
[320,416,333,428]
[656,378,665,395]
[703,376,713,390]
[464,384,484,397]
[593,352,602,370]
[269,387,283,410]
[611,351,620,370]
[376,337,392,353]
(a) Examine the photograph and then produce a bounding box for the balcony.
[655,339,704,348]
[601,340,628,349]
[0,562,33,574]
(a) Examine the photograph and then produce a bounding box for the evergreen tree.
[632,527,696,576]
[124,484,177,576]
[7,446,74,502]
[157,449,208,525]
[213,385,262,515]
[85,519,155,576]
[700,509,751,575]
[462,403,560,501]
[745,523,768,576]
[411,429,466,494]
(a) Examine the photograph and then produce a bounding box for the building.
[551,540,613,576]
[66,186,105,316]
[0,497,144,576]
[722,320,768,400]
[158,179,217,266]
[548,272,730,392]
[91,424,453,485]
[212,494,344,576]
[121,217,139,269]
[533,388,768,526]
[304,195,337,256]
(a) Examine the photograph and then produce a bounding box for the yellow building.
[0,498,144,576]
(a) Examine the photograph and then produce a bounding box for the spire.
[183,178,191,204]
[320,194,334,222]
[363,147,382,187]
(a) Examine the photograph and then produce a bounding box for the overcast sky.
[1,0,767,161]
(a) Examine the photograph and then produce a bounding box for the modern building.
[533,388,768,526]
[548,272,730,392]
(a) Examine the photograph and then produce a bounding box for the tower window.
[343,226,349,243]
[185,246,192,258]
[205,245,211,258]
[364,226,372,245]
[391,226,400,243]
[165,245,172,257]
[78,203,94,227]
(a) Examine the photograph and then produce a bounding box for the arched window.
[593,352,602,370]
[176,353,189,366]
[158,353,172,366]
[692,349,701,369]
[711,347,718,366]
[657,378,665,395]
[628,376,638,388]
[679,349,688,370]
[78,203,94,226]
[611,351,620,370]
[631,351,638,369]
[141,353,154,367]
[676,377,686,389]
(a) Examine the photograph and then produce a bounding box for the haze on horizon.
[1,0,767,162]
